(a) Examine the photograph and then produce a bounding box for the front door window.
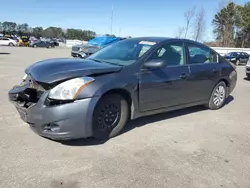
[147,43,185,66]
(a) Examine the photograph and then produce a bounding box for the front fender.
[75,71,139,118]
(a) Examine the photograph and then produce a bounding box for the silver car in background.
[246,58,250,79]
[71,44,100,58]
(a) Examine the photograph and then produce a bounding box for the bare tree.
[175,26,185,38]
[193,8,206,42]
[184,6,196,38]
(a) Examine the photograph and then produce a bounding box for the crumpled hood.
[25,58,122,84]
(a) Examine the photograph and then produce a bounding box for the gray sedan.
[8,37,237,140]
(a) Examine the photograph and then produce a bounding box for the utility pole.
[119,27,121,36]
[110,4,114,35]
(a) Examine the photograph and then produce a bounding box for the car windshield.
[88,39,156,66]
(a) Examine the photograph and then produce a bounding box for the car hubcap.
[213,85,225,106]
[97,103,120,131]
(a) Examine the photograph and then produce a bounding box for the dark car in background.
[8,37,237,141]
[30,40,55,48]
[224,52,249,65]
[50,39,59,47]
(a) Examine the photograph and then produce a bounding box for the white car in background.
[0,37,17,46]
[246,58,250,79]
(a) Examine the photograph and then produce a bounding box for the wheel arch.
[98,88,133,119]
[217,78,229,87]
[214,78,230,96]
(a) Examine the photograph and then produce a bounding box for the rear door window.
[187,43,218,64]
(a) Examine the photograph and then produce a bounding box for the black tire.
[206,81,227,110]
[247,74,250,80]
[48,45,51,48]
[93,94,129,140]
[9,42,14,46]
[33,45,37,48]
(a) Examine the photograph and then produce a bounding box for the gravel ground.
[0,47,250,188]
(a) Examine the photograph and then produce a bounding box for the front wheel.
[206,81,227,110]
[93,94,129,140]
[9,43,14,46]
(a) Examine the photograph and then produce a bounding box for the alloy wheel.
[213,85,226,106]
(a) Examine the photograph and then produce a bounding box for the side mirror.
[144,59,166,69]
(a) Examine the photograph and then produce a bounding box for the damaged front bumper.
[8,84,99,140]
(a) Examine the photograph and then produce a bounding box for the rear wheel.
[93,94,129,140]
[33,45,37,48]
[206,81,227,110]
[9,42,14,46]
[48,45,51,48]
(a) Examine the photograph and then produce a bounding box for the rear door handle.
[180,73,188,79]
[212,68,219,73]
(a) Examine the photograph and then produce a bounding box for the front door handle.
[180,73,188,79]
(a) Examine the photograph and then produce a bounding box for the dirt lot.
[0,47,250,188]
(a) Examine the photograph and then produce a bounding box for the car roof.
[128,37,205,45]
[130,37,171,43]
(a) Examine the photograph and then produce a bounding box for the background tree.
[105,34,116,37]
[236,2,250,47]
[2,21,17,31]
[19,23,29,32]
[0,21,97,40]
[42,27,64,38]
[0,22,3,32]
[32,27,44,38]
[193,8,206,42]
[212,2,240,47]
[184,6,196,38]
[66,29,96,40]
[175,26,185,38]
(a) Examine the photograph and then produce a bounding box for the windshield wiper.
[88,58,123,66]
[88,58,103,63]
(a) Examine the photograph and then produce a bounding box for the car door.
[139,41,192,111]
[234,52,240,61]
[39,41,46,47]
[2,38,10,45]
[241,52,249,63]
[186,42,220,102]
[0,38,3,45]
